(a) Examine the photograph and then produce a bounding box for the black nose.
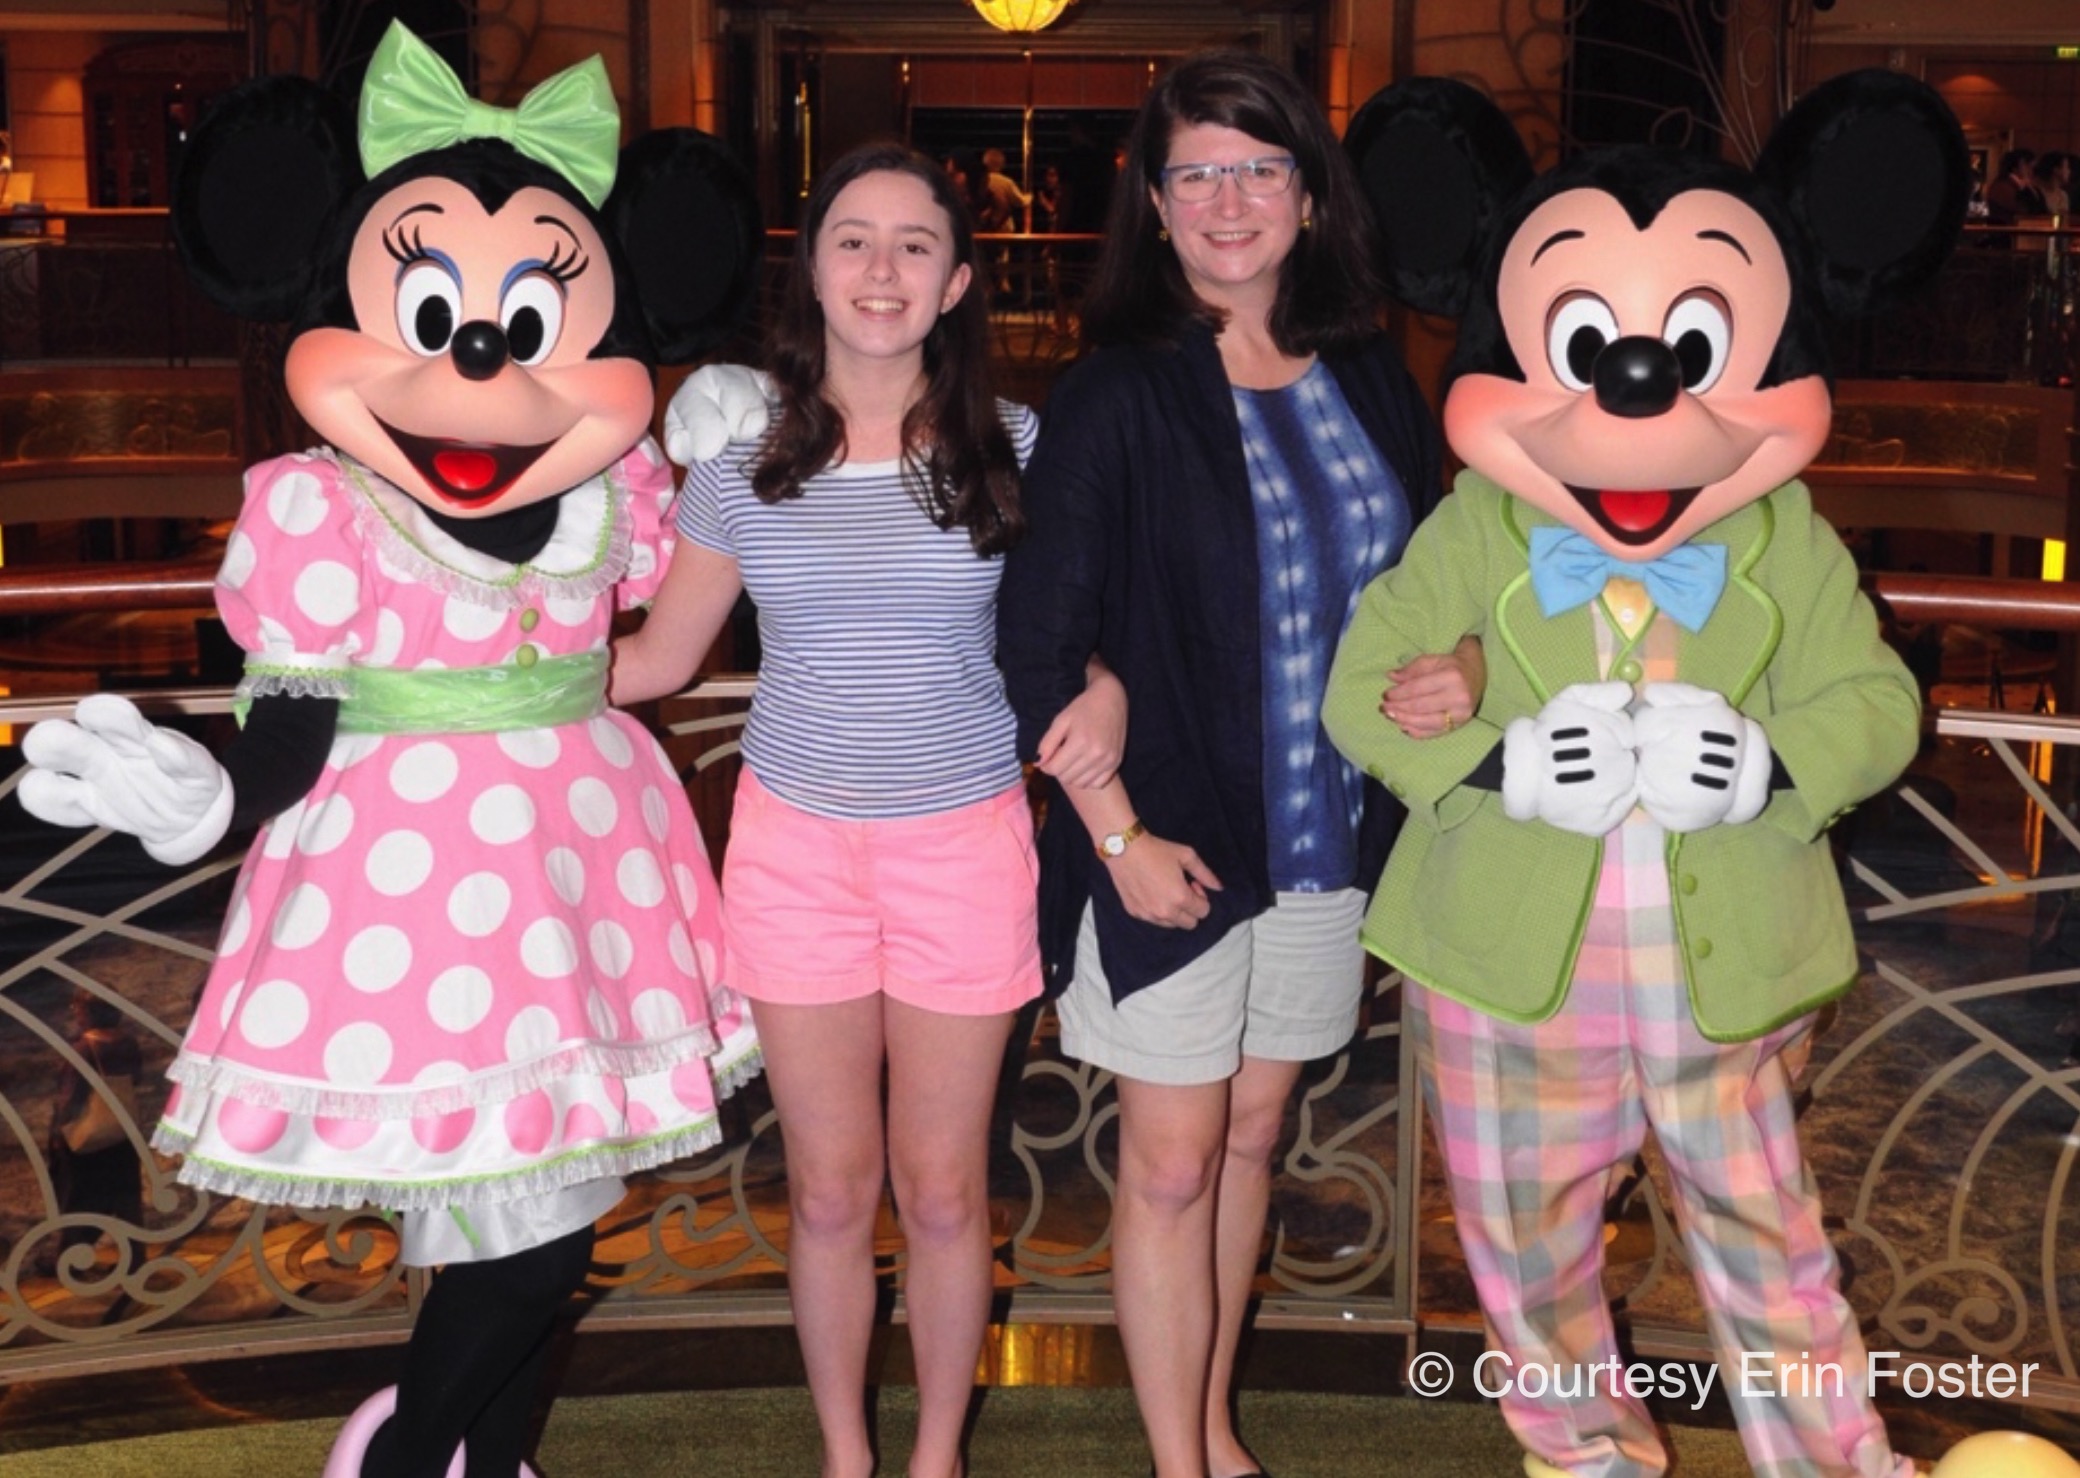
[1592,335,1682,419]
[451,320,510,382]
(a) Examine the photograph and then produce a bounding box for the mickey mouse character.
[19,23,760,1477]
[1325,73,1972,1478]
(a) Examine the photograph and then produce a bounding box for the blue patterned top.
[1236,361,1411,890]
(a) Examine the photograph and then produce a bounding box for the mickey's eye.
[1546,293,1620,392]
[1663,292,1732,393]
[500,274,565,366]
[395,260,461,356]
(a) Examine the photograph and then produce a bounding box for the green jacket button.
[1694,937,1713,960]
[1388,781,1406,798]
[519,608,541,632]
[1617,659,1643,683]
[515,644,539,668]
[1680,874,1698,896]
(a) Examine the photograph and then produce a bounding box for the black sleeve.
[224,694,340,829]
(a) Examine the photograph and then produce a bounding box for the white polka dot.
[545,848,587,906]
[672,862,703,915]
[364,608,406,667]
[447,872,512,937]
[415,1059,468,1087]
[366,830,435,896]
[332,733,384,770]
[374,547,419,587]
[270,883,331,950]
[220,530,258,590]
[667,921,698,978]
[567,777,618,838]
[297,794,355,856]
[627,543,658,582]
[585,989,620,1038]
[505,1004,562,1060]
[589,718,636,769]
[427,966,495,1033]
[471,785,537,845]
[496,728,561,769]
[240,980,310,1048]
[293,560,359,628]
[324,1022,393,1085]
[545,593,593,628]
[262,799,308,859]
[630,989,687,1038]
[253,614,297,655]
[343,925,412,993]
[616,850,666,908]
[219,895,253,957]
[520,918,580,978]
[642,786,673,843]
[390,742,460,803]
[442,596,507,643]
[589,920,635,979]
[696,939,719,983]
[266,468,328,535]
[217,977,247,1031]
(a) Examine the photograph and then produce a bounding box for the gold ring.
[1444,713,1458,732]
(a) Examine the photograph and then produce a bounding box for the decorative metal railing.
[1,571,2077,1416]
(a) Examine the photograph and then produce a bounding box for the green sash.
[336,651,607,734]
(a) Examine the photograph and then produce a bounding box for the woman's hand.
[1105,835,1223,929]
[1037,658,1126,789]
[1380,633,1486,740]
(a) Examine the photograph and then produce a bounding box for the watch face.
[1101,835,1125,856]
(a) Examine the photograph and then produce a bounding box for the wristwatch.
[1094,819,1146,859]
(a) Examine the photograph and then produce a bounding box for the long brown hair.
[752,141,1024,556]
[1080,50,1385,355]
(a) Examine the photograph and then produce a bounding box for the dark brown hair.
[1080,50,1385,355]
[753,141,1023,556]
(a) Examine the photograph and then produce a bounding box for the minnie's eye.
[500,275,565,366]
[1663,292,1732,393]
[395,261,461,356]
[1546,293,1620,392]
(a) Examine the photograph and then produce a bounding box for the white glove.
[1501,681,1640,837]
[19,693,234,865]
[1633,681,1772,832]
[662,364,774,465]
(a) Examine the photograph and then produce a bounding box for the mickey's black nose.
[451,321,510,382]
[1592,335,1682,419]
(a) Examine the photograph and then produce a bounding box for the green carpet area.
[0,1385,1760,1476]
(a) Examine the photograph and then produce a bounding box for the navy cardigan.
[997,323,1444,1004]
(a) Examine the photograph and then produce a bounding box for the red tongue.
[433,449,500,495]
[1599,490,1671,533]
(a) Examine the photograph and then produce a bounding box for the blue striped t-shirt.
[676,402,1038,820]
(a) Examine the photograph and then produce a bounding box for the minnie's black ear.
[1754,68,1970,318]
[171,76,361,322]
[1346,76,1534,318]
[605,129,763,365]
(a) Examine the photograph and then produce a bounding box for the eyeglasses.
[1158,156,1299,204]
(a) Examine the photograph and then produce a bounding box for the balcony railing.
[1,565,2077,1419]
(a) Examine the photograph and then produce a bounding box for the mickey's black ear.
[171,76,360,322]
[1345,76,1534,319]
[1754,68,1970,318]
[606,130,763,365]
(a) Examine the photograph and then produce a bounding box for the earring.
[1157,226,1170,242]
[1300,216,1313,231]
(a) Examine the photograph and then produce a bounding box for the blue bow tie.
[1527,526,1729,633]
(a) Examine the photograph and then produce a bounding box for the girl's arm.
[610,540,746,706]
[1035,653,1126,790]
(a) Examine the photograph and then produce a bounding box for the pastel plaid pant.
[1409,813,1912,1478]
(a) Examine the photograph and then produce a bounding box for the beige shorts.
[1055,888,1368,1085]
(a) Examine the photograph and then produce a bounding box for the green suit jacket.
[1321,471,1920,1042]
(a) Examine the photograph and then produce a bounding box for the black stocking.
[362,1221,594,1478]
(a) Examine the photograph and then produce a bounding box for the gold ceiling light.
[970,0,1077,34]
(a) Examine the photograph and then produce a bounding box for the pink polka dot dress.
[153,442,758,1221]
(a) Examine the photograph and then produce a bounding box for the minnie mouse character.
[20,23,761,1477]
[1324,73,1980,1477]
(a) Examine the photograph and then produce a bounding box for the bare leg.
[1205,1054,1302,1477]
[1112,1074,1231,1478]
[884,998,1017,1478]
[758,996,890,1478]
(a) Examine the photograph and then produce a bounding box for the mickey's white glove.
[662,364,774,465]
[1633,681,1772,833]
[1501,681,1639,837]
[19,693,234,865]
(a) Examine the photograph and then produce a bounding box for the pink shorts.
[720,768,1043,1015]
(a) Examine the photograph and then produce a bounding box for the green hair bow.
[358,20,621,208]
